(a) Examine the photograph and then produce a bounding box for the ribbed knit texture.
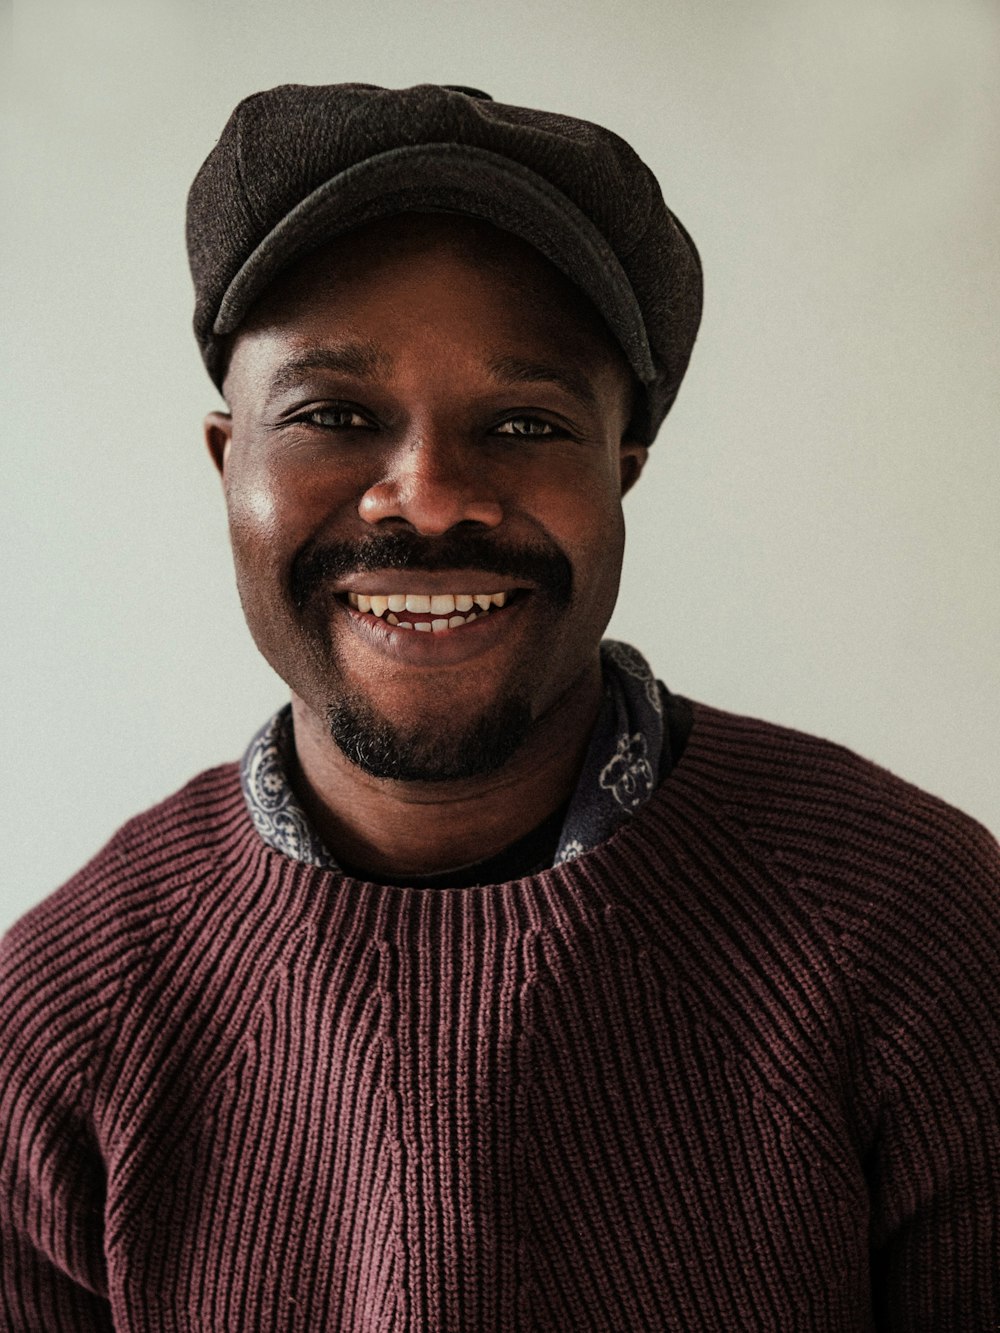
[2,701,999,1331]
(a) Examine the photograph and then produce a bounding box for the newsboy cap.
[186,82,702,442]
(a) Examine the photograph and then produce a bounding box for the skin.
[206,213,648,879]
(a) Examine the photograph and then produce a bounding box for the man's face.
[209,214,647,782]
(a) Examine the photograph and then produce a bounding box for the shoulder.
[0,762,248,1094]
[611,700,1000,1137]
[3,761,247,956]
[644,697,1000,1039]
[672,697,1000,890]
[622,695,1000,1014]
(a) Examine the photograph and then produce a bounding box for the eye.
[493,416,556,438]
[297,404,375,430]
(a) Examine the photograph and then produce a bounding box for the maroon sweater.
[2,702,999,1332]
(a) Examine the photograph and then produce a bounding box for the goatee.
[326,688,533,782]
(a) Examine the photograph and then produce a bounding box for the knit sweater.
[2,702,999,1332]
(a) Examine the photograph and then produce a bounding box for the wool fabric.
[2,701,999,1331]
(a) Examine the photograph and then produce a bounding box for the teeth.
[382,609,485,631]
[348,590,514,617]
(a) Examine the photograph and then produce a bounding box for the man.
[1,82,998,1333]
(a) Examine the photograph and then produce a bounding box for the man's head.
[189,84,702,783]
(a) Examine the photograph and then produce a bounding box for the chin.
[325,688,533,783]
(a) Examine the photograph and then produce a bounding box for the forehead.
[226,213,632,388]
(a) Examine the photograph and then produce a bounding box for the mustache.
[290,530,573,611]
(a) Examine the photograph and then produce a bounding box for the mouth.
[339,588,523,633]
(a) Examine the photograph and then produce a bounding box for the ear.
[204,411,233,477]
[619,440,649,497]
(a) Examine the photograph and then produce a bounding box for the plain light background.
[2,0,998,935]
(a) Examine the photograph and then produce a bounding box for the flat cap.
[187,83,702,442]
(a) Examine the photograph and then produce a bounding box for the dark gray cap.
[186,82,702,442]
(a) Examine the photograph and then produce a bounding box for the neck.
[288,666,603,879]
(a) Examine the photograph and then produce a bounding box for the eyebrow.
[486,355,599,412]
[265,341,392,399]
[263,343,599,413]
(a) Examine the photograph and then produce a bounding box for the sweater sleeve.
[855,809,1000,1329]
[0,914,116,1332]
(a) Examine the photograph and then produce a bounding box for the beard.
[325,685,533,782]
[289,528,574,783]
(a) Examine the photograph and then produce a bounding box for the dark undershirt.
[341,692,694,890]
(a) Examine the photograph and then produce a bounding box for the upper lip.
[334,571,536,596]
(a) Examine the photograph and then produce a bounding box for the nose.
[357,428,504,535]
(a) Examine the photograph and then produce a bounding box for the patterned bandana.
[240,639,668,874]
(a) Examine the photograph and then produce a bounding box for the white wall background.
[2,0,998,934]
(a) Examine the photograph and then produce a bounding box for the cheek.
[223,457,325,570]
[221,473,307,642]
[226,478,282,549]
[579,512,626,612]
[531,473,626,582]
[530,498,625,689]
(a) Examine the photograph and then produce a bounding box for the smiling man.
[2,83,999,1333]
